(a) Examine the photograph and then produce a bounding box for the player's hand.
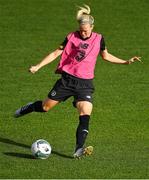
[129,56,142,64]
[29,65,39,74]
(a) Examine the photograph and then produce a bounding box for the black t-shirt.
[100,36,106,51]
[59,33,106,52]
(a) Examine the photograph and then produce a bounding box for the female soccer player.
[15,5,141,158]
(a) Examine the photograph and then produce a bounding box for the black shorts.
[48,72,94,107]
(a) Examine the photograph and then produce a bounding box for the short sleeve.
[100,36,106,51]
[59,37,68,50]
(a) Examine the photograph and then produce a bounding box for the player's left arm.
[100,48,141,64]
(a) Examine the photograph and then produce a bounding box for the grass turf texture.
[0,0,149,178]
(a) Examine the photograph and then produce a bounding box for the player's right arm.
[29,48,63,74]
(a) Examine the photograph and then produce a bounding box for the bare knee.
[42,98,59,112]
[42,104,50,112]
[76,101,93,116]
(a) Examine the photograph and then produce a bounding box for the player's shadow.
[0,137,30,149]
[0,137,34,159]
[52,150,74,159]
[3,152,35,159]
[0,137,73,159]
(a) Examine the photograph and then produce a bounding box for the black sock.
[20,100,45,115]
[75,115,90,151]
[32,101,46,112]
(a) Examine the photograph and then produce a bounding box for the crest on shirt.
[74,43,89,62]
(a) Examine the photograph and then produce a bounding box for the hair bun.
[76,4,94,25]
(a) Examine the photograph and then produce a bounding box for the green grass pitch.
[0,0,149,178]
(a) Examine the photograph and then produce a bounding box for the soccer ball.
[31,139,52,159]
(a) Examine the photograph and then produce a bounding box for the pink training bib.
[56,31,102,79]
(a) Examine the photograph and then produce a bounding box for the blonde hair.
[76,4,94,25]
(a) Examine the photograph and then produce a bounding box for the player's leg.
[76,101,92,149]
[74,101,93,158]
[15,98,59,118]
[15,76,72,118]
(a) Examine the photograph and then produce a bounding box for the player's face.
[79,23,93,39]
